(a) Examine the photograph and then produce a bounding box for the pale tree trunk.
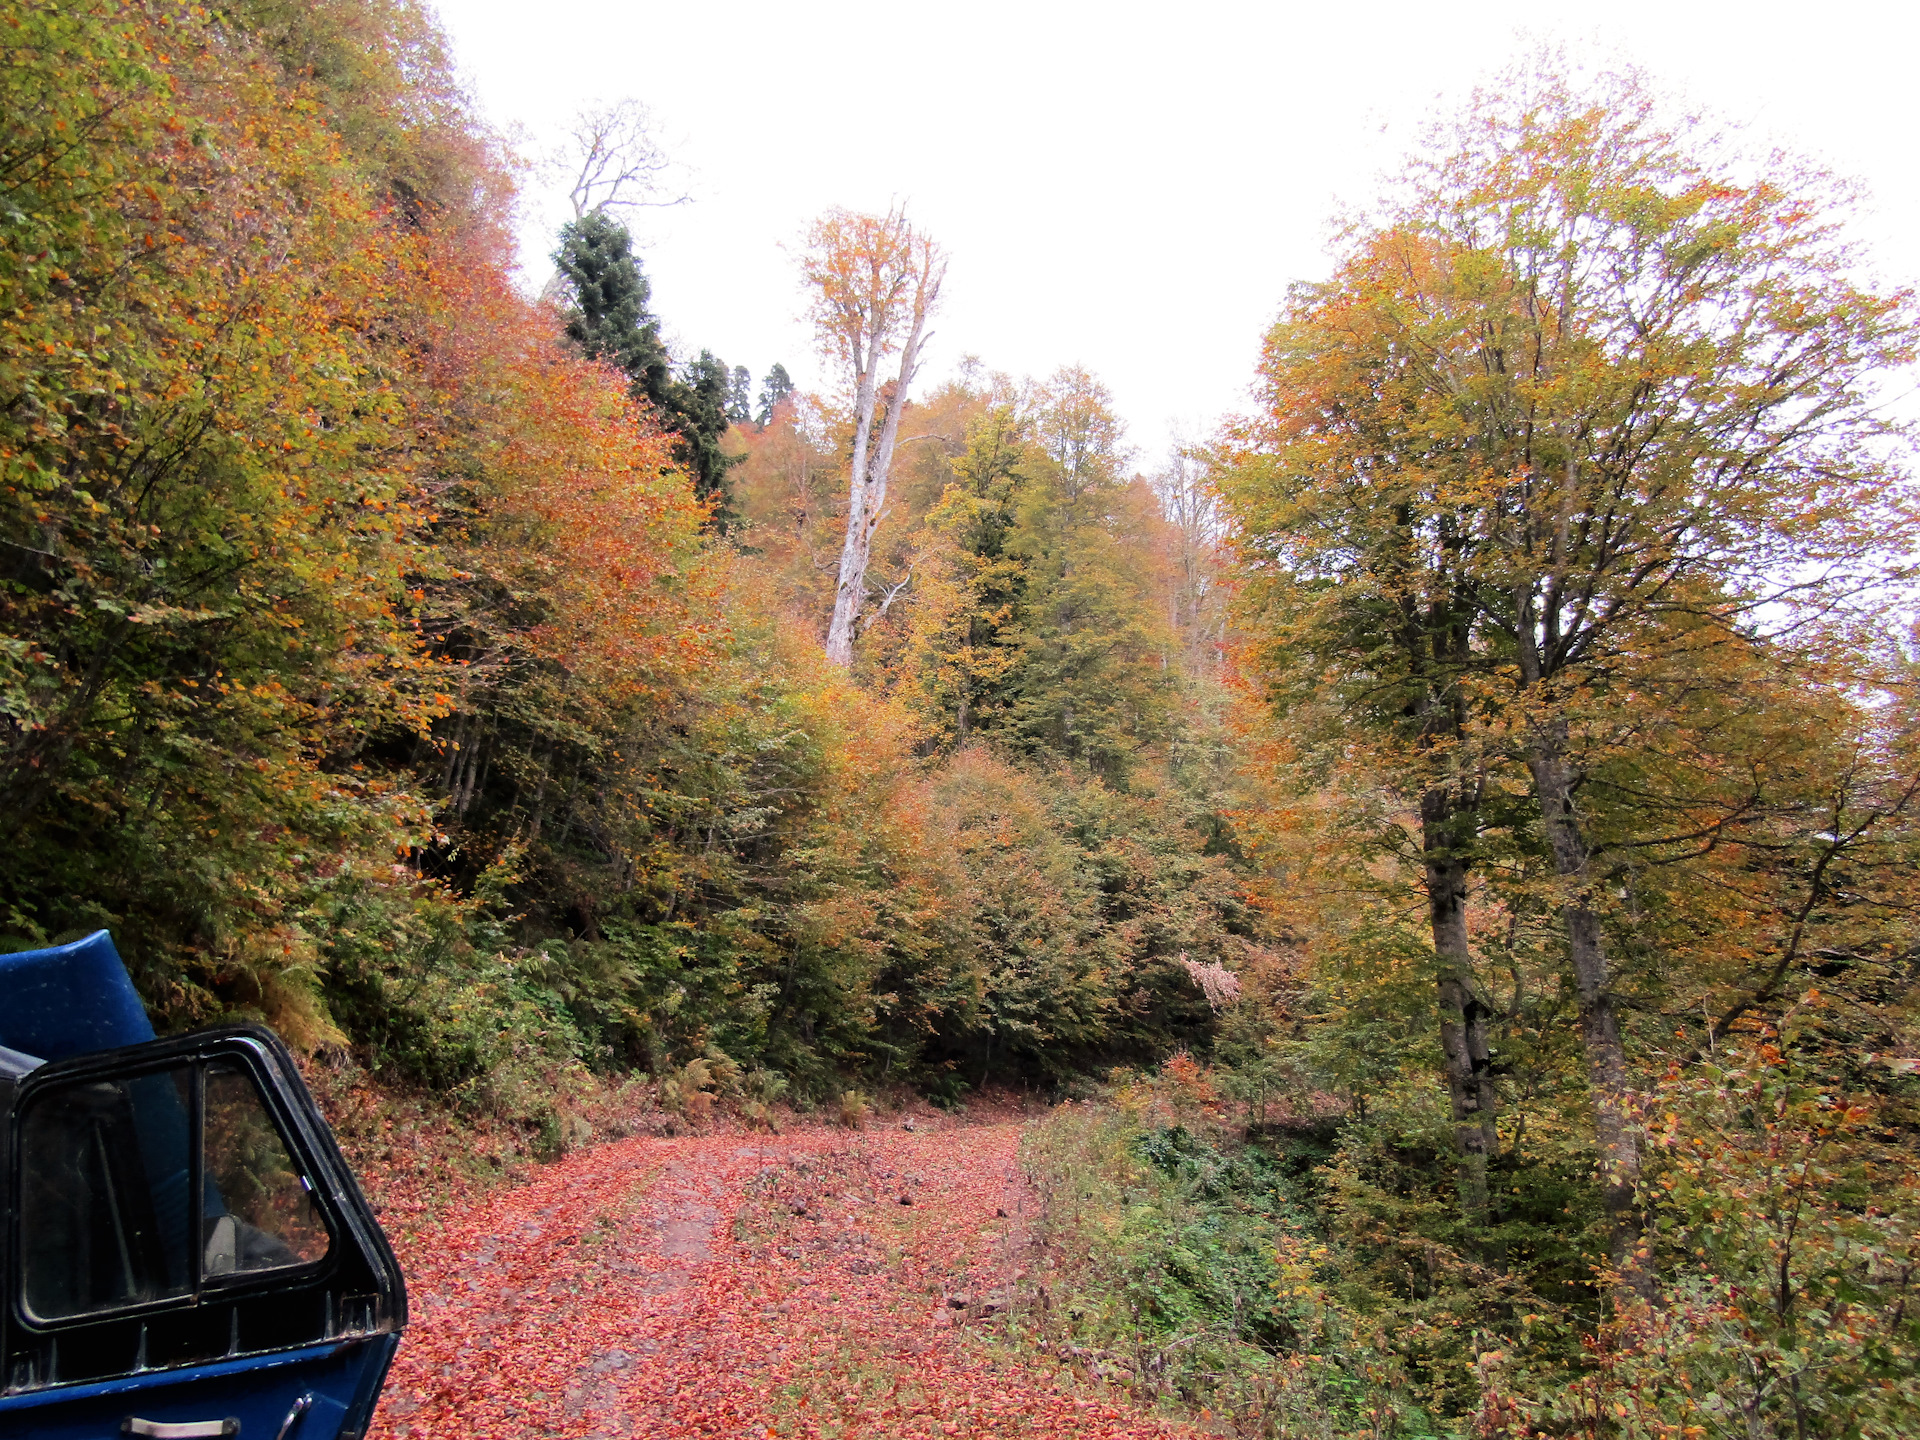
[825,297,933,667]
[823,348,879,667]
[803,209,945,668]
[1422,791,1499,1221]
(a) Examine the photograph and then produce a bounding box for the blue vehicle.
[0,933,405,1439]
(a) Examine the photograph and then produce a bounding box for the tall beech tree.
[1150,441,1229,675]
[1222,309,1504,1218]
[800,206,946,667]
[1223,65,1918,1288]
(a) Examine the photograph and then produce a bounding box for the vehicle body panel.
[0,934,406,1439]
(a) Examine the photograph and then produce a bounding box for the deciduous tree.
[799,206,946,667]
[0,0,440,997]
[1223,61,1918,1284]
[556,97,685,220]
[1150,440,1228,675]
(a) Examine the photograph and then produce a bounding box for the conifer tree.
[553,212,737,517]
[755,363,795,426]
[901,408,1031,741]
[902,376,1174,780]
[554,210,673,396]
[678,350,740,513]
[728,364,753,424]
[998,370,1172,781]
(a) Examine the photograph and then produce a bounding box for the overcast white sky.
[432,0,1917,465]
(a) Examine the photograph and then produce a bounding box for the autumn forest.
[5,2,1919,1435]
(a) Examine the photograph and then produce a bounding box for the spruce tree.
[553,213,737,521]
[900,395,1172,780]
[727,364,753,424]
[754,362,794,426]
[553,211,672,399]
[677,350,738,513]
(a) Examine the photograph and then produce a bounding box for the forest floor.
[364,1106,1202,1440]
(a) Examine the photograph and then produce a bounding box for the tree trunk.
[825,286,934,667]
[1421,788,1499,1221]
[824,342,881,667]
[1526,732,1654,1300]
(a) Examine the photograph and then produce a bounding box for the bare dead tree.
[556,99,688,221]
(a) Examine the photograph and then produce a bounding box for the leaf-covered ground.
[367,1115,1200,1439]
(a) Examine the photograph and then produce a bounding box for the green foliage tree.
[915,751,1255,1086]
[903,371,1175,782]
[755,362,794,426]
[1498,1032,1920,1439]
[553,213,737,515]
[676,349,739,513]
[1222,59,1919,1296]
[727,364,753,424]
[900,407,1031,741]
[999,369,1175,781]
[555,210,673,393]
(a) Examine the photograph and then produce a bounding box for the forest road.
[368,1117,1197,1439]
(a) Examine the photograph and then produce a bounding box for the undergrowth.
[1019,1066,1445,1439]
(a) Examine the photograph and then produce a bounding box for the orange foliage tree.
[0,0,445,1014]
[1222,60,1919,1298]
[0,0,720,1052]
[799,206,946,667]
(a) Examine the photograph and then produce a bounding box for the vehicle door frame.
[2,1024,405,1397]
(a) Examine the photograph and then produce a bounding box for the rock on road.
[368,1117,1198,1439]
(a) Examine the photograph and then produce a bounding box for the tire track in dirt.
[368,1119,1197,1439]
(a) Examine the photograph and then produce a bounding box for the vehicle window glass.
[19,1068,193,1321]
[201,1060,330,1277]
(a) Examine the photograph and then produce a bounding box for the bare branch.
[556,99,688,221]
[859,569,915,635]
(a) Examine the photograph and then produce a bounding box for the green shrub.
[1021,1089,1437,1437]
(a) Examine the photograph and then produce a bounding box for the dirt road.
[368,1117,1194,1439]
